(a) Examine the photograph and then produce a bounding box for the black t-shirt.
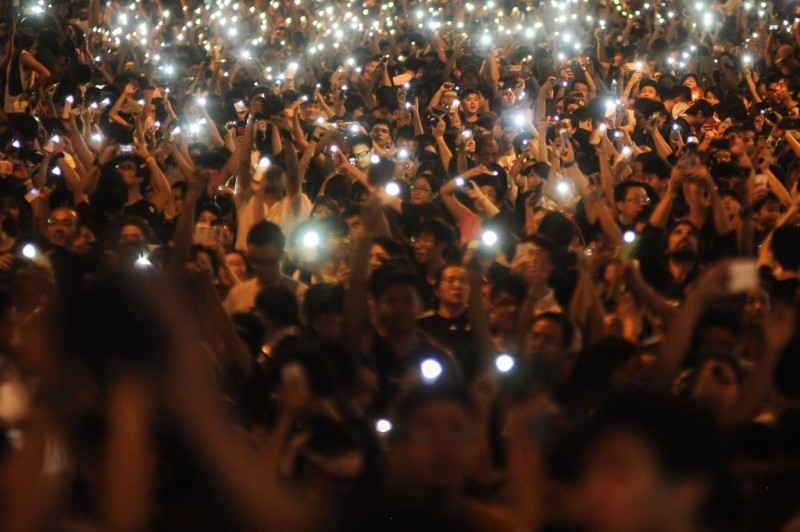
[124,199,160,228]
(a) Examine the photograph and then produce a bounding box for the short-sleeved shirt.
[222,276,307,315]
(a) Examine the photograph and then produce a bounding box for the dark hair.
[255,286,299,327]
[369,264,423,299]
[537,211,577,249]
[531,311,574,348]
[614,180,648,204]
[387,384,473,445]
[348,133,373,151]
[303,283,344,319]
[489,273,527,302]
[414,218,455,251]
[771,225,800,270]
[247,220,286,251]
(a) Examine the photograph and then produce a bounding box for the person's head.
[719,190,741,221]
[765,74,790,103]
[474,135,500,167]
[512,235,555,287]
[689,354,744,415]
[171,181,188,215]
[342,203,365,240]
[614,182,650,224]
[410,173,439,205]
[190,244,219,280]
[640,156,671,196]
[523,311,574,372]
[196,202,222,228]
[349,134,374,171]
[118,217,152,244]
[682,99,714,126]
[303,283,345,341]
[225,249,250,281]
[770,224,800,272]
[579,390,728,532]
[246,221,286,282]
[743,285,771,329]
[45,206,78,248]
[639,79,661,101]
[412,218,454,265]
[369,265,424,334]
[254,286,299,330]
[666,220,699,260]
[752,192,782,231]
[388,384,476,493]
[263,165,287,197]
[114,156,150,194]
[370,119,393,149]
[459,88,481,115]
[368,236,404,273]
[489,274,527,333]
[434,264,468,310]
[72,221,98,257]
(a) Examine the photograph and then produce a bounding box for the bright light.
[385,182,401,196]
[621,145,633,156]
[455,177,465,186]
[302,231,320,248]
[375,419,392,433]
[481,230,498,246]
[495,354,515,373]
[135,255,152,268]
[556,181,571,195]
[420,358,443,382]
[258,157,271,169]
[623,230,636,243]
[370,154,381,164]
[22,244,37,259]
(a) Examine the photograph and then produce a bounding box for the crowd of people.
[1,0,800,529]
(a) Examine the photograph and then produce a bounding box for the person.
[223,220,306,315]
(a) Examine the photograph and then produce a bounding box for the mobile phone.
[507,64,522,72]
[670,128,681,142]
[117,144,134,154]
[559,128,570,145]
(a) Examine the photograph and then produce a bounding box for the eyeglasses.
[625,195,651,205]
[410,185,432,192]
[47,217,76,227]
[354,150,370,159]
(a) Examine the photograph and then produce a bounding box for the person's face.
[371,124,392,148]
[476,139,500,167]
[524,318,567,363]
[410,177,435,205]
[441,92,456,107]
[582,431,689,532]
[462,94,480,114]
[744,287,770,328]
[302,102,321,121]
[501,89,515,106]
[435,266,468,308]
[171,186,185,213]
[363,60,379,76]
[490,291,521,332]
[352,143,372,170]
[72,225,96,256]
[639,85,659,100]
[116,160,140,189]
[720,194,740,221]
[45,208,78,247]
[767,79,788,102]
[667,223,698,255]
[119,224,146,244]
[391,401,473,492]
[412,232,443,264]
[196,210,216,227]
[264,168,286,195]
[754,201,781,230]
[574,82,589,99]
[369,244,392,272]
[225,252,249,280]
[512,242,552,285]
[616,186,650,223]
[345,214,365,240]
[246,243,282,281]
[375,284,422,333]
[741,131,756,154]
[691,357,740,414]
[683,76,697,88]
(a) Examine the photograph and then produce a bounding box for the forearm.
[649,189,677,229]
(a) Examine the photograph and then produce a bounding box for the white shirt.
[235,191,311,250]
